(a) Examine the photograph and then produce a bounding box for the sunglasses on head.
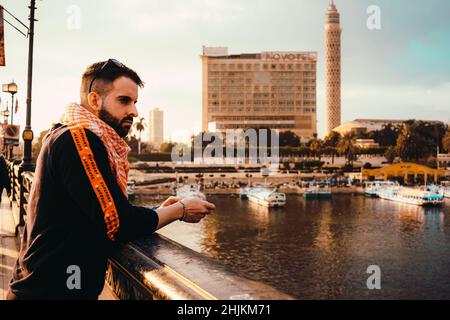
[88,58,126,93]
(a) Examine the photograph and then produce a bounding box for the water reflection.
[132,195,450,299]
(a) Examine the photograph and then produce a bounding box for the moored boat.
[247,187,286,207]
[303,183,332,199]
[377,186,444,206]
[439,181,450,198]
[176,184,207,200]
[364,181,398,197]
[239,187,250,199]
[127,180,136,200]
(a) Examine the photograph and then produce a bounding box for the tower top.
[326,0,340,24]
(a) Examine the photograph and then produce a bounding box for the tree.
[369,123,401,147]
[337,132,358,165]
[32,129,50,160]
[279,131,300,147]
[133,117,146,154]
[309,139,322,161]
[384,146,397,164]
[160,141,177,153]
[396,122,429,162]
[323,131,341,148]
[124,135,139,153]
[414,120,447,156]
[307,133,323,160]
[444,129,450,152]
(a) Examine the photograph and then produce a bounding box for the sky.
[1,0,449,142]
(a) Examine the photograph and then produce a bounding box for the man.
[7,59,215,300]
[0,153,11,202]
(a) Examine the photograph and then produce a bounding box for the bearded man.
[7,59,215,300]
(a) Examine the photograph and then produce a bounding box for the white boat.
[239,187,250,199]
[364,181,398,197]
[439,181,450,198]
[377,186,444,206]
[127,180,136,199]
[303,183,332,199]
[176,184,207,200]
[247,187,286,208]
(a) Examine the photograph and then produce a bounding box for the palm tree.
[309,133,322,160]
[396,122,428,162]
[133,117,146,154]
[337,132,358,165]
[443,129,450,153]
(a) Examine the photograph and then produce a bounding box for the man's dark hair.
[80,60,144,104]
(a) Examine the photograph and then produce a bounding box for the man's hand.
[155,196,215,230]
[159,196,181,208]
[179,197,215,223]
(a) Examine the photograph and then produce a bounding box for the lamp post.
[1,1,37,169]
[21,0,36,171]
[2,82,18,159]
[2,81,17,125]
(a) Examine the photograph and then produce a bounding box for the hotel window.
[220,64,227,70]
[254,64,260,70]
[237,64,243,70]
[263,64,268,70]
[296,64,302,70]
[246,64,251,70]
[229,64,235,69]
[287,64,293,70]
[280,64,285,70]
[271,64,277,70]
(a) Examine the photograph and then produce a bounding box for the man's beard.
[98,106,133,138]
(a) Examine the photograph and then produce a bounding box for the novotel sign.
[261,51,317,61]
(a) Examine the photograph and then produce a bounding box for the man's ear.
[87,92,103,112]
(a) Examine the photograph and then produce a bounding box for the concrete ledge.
[106,233,293,300]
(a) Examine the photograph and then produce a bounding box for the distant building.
[148,108,164,148]
[201,46,318,142]
[438,153,450,169]
[354,139,380,149]
[333,118,443,136]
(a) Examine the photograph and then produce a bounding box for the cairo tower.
[325,0,342,135]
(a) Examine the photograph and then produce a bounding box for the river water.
[132,194,450,299]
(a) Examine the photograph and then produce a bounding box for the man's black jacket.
[8,124,159,299]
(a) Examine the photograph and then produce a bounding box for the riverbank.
[135,184,364,196]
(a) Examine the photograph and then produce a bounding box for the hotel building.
[201,46,317,142]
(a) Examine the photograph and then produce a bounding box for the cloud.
[111,0,245,31]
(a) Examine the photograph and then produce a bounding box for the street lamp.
[2,81,18,125]
[3,108,10,123]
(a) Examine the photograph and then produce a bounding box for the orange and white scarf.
[62,103,131,197]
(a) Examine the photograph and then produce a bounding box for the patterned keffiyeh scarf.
[62,103,131,197]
